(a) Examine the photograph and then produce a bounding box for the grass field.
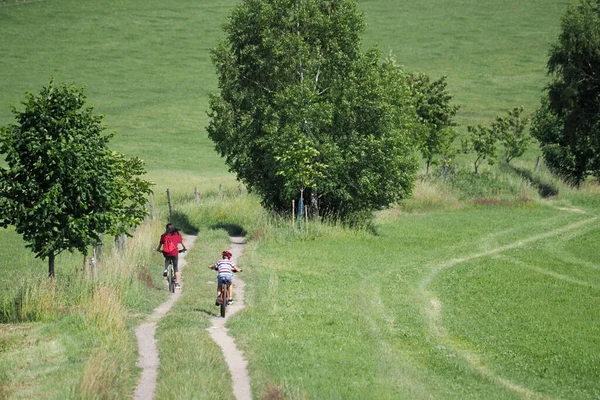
[220,203,599,399]
[360,0,568,127]
[0,0,568,185]
[0,0,238,191]
[2,0,599,399]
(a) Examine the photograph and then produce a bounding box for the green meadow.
[2,0,599,399]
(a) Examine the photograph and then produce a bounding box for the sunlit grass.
[0,218,168,398]
[225,203,599,399]
[360,0,568,129]
[1,0,596,399]
[434,245,600,399]
[154,195,263,400]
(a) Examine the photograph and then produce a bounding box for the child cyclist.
[209,250,242,305]
[156,223,187,289]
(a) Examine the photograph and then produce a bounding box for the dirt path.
[133,234,197,400]
[207,236,252,400]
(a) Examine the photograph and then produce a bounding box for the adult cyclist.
[209,250,242,305]
[157,223,187,289]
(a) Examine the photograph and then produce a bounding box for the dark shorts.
[218,275,233,286]
[164,255,179,273]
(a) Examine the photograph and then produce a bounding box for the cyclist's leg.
[216,276,224,304]
[163,256,170,275]
[217,276,223,296]
[172,255,180,283]
[226,277,233,301]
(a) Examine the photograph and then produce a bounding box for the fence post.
[297,195,304,231]
[94,241,102,263]
[166,189,173,221]
[219,183,223,198]
[114,235,125,252]
[310,192,319,220]
[292,200,295,230]
[238,184,242,196]
[195,187,200,203]
[92,245,98,271]
[305,205,308,235]
[535,155,540,170]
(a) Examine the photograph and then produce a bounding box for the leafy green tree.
[531,0,600,184]
[408,73,459,174]
[463,108,531,175]
[207,0,419,220]
[496,106,532,164]
[0,81,152,277]
[274,135,325,212]
[463,123,499,176]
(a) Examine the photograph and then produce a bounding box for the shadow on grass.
[170,211,199,235]
[507,164,559,198]
[210,223,247,236]
[195,307,218,317]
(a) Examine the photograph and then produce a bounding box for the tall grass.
[0,219,163,323]
[79,349,130,400]
[0,217,168,398]
[77,285,134,400]
[404,165,542,213]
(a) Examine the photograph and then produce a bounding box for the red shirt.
[160,232,183,256]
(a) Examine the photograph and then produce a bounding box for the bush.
[441,168,538,203]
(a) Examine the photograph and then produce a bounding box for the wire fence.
[85,183,315,272]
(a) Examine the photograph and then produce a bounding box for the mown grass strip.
[222,203,599,399]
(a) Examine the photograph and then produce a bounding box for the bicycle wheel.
[220,282,227,318]
[168,263,175,293]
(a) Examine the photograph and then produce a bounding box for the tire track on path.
[207,236,251,400]
[420,216,597,399]
[421,216,597,288]
[134,233,197,400]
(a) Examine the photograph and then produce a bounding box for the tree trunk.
[298,189,305,230]
[48,252,55,278]
[310,191,319,219]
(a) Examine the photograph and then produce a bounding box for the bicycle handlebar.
[156,249,187,253]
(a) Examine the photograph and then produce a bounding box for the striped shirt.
[215,259,235,278]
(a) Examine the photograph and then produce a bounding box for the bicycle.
[216,269,242,318]
[166,257,176,293]
[164,249,186,294]
[218,280,230,317]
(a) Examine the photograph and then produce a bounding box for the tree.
[531,0,600,185]
[207,0,419,221]
[274,134,325,215]
[408,73,459,174]
[0,81,152,277]
[496,106,532,164]
[462,122,500,176]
